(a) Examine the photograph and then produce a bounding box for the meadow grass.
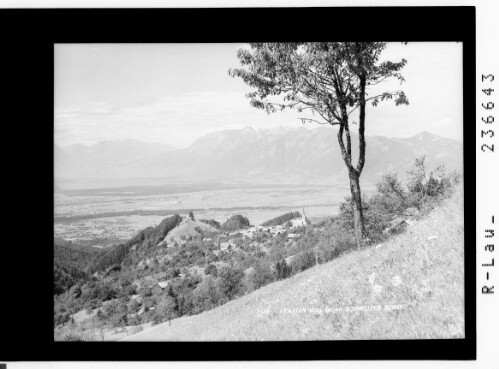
[122,187,464,341]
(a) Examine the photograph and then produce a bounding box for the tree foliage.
[199,219,222,229]
[261,211,301,227]
[274,259,292,280]
[217,265,244,301]
[222,215,250,231]
[193,276,223,312]
[230,42,409,248]
[54,262,89,295]
[229,43,408,122]
[248,262,274,290]
[88,214,182,273]
[290,250,316,273]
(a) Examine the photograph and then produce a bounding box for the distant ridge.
[55,128,462,187]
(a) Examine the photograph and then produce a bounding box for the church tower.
[302,208,310,226]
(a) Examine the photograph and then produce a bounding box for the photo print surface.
[54,42,464,342]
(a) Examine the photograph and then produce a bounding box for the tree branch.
[299,117,338,125]
[337,123,354,171]
[357,72,367,175]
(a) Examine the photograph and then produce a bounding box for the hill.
[54,262,90,296]
[54,239,101,270]
[222,214,251,231]
[162,217,218,247]
[122,187,464,341]
[54,240,102,295]
[55,128,462,187]
[87,214,182,274]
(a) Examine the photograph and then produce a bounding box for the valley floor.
[121,188,464,341]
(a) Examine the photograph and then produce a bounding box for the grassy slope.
[122,188,464,341]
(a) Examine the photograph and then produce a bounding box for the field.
[53,215,169,248]
[121,187,464,341]
[55,184,371,247]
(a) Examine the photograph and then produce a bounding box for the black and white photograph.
[53,41,465,342]
[4,3,496,367]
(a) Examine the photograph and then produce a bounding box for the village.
[79,211,314,323]
[65,201,424,337]
[217,211,310,251]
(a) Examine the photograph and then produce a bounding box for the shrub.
[152,295,177,323]
[248,262,274,290]
[316,222,357,263]
[217,265,245,301]
[193,276,223,313]
[129,325,144,335]
[375,172,408,215]
[405,157,456,210]
[274,259,292,280]
[336,158,460,243]
[128,315,141,327]
[103,299,119,318]
[110,311,128,328]
[54,311,71,326]
[204,263,218,277]
[290,250,316,273]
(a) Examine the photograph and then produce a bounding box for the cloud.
[54,91,305,147]
[55,43,463,147]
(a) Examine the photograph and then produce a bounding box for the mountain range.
[55,127,462,188]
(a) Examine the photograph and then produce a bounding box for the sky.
[55,42,463,148]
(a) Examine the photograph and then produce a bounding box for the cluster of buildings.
[204,211,311,252]
[231,211,310,240]
[230,224,287,239]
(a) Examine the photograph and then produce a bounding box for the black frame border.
[0,6,476,361]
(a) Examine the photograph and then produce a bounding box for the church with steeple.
[290,208,311,227]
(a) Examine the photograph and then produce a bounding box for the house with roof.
[240,229,254,239]
[270,227,285,236]
[151,280,170,295]
[130,294,143,305]
[220,241,235,251]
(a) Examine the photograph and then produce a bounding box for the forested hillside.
[87,214,183,274]
[262,211,301,227]
[54,240,100,295]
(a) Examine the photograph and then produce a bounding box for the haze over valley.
[56,126,461,188]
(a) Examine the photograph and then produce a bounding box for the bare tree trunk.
[333,56,367,250]
[348,169,365,250]
[337,119,365,250]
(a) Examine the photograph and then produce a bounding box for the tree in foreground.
[230,42,408,249]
